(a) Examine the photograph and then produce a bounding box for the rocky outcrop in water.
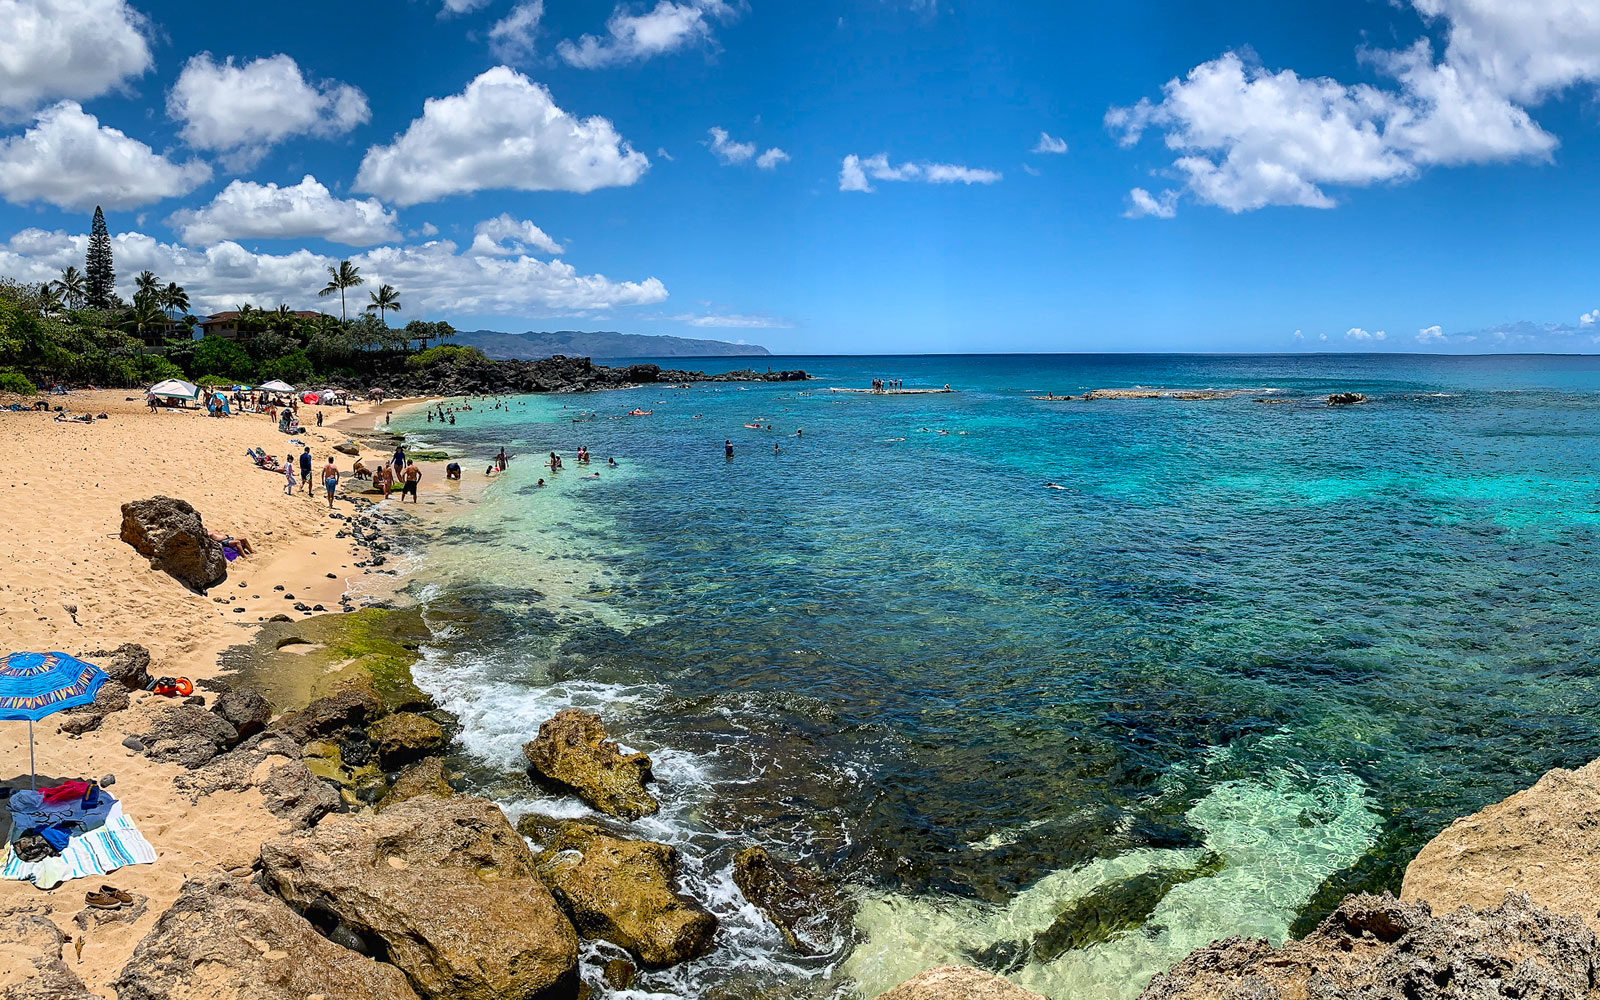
[1402,757,1600,934]
[259,794,579,1000]
[377,757,454,811]
[118,496,228,593]
[526,820,717,968]
[878,965,1046,999]
[1327,392,1367,405]
[367,711,445,768]
[1136,891,1600,1000]
[345,355,807,398]
[523,709,659,820]
[732,845,848,956]
[113,875,420,1000]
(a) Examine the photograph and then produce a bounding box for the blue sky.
[1,0,1598,354]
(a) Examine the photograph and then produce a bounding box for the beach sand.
[0,389,453,996]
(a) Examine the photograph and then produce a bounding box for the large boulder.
[1137,891,1600,1000]
[175,729,339,830]
[522,709,658,820]
[112,875,419,1000]
[87,642,153,690]
[368,711,445,769]
[878,966,1045,1000]
[1403,757,1600,934]
[731,845,847,956]
[259,795,579,1000]
[531,821,717,968]
[56,682,129,736]
[134,703,239,768]
[377,757,454,812]
[211,685,272,740]
[119,496,227,593]
[279,686,382,743]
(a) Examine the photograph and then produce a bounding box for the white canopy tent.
[147,379,199,400]
[258,380,296,394]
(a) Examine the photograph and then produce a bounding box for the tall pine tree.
[85,206,114,310]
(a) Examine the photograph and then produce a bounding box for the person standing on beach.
[316,410,323,427]
[401,461,421,503]
[299,448,312,496]
[283,457,296,494]
[385,411,392,425]
[322,457,340,508]
[392,447,406,477]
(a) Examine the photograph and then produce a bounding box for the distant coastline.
[456,328,772,359]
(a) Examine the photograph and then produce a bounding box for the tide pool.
[397,353,1600,998]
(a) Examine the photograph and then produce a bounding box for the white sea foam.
[844,764,1380,1000]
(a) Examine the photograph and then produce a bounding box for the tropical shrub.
[406,344,485,370]
[0,369,37,395]
[258,350,315,385]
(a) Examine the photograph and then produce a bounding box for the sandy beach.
[0,389,453,996]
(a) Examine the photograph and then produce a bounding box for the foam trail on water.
[844,765,1380,1000]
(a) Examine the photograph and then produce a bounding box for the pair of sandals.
[85,885,133,909]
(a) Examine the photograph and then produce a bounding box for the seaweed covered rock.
[879,966,1045,1000]
[119,496,227,593]
[1137,891,1600,1000]
[113,875,420,1000]
[532,821,717,968]
[522,709,658,819]
[376,757,454,811]
[259,795,578,1000]
[368,711,445,769]
[732,845,848,956]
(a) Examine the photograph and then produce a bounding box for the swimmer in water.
[582,473,600,480]
[1046,482,1067,490]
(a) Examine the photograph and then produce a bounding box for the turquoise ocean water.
[394,354,1600,999]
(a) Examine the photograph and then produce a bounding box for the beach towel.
[0,802,155,890]
[222,544,240,562]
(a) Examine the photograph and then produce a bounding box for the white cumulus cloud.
[1417,324,1445,342]
[839,153,1001,192]
[1033,132,1068,154]
[0,101,210,211]
[0,0,152,119]
[440,0,491,14]
[558,0,738,68]
[1582,309,1598,326]
[1107,0,1600,215]
[355,67,649,206]
[167,175,400,246]
[708,127,788,169]
[0,227,667,318]
[1345,327,1387,341]
[489,0,544,63]
[168,54,370,170]
[469,214,565,256]
[1125,187,1178,218]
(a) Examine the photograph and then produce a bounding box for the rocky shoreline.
[324,354,809,398]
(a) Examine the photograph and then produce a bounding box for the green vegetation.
[0,208,456,389]
[406,344,486,370]
[0,370,38,395]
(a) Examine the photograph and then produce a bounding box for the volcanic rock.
[87,642,153,690]
[1136,891,1600,1000]
[367,711,445,769]
[1,903,93,1000]
[119,496,228,593]
[175,729,338,830]
[211,685,272,740]
[1327,392,1367,406]
[259,795,579,1000]
[112,875,419,1000]
[532,821,717,968]
[1403,756,1600,934]
[134,703,238,768]
[522,709,658,819]
[376,757,454,812]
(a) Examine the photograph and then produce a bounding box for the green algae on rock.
[217,607,433,716]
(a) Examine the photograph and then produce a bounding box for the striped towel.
[1,803,156,890]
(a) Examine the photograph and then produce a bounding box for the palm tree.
[134,270,161,309]
[53,266,85,309]
[38,284,63,317]
[318,260,363,322]
[268,304,299,336]
[122,300,168,346]
[231,303,263,338]
[161,282,189,321]
[365,284,401,326]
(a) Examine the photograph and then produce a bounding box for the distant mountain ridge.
[455,329,771,359]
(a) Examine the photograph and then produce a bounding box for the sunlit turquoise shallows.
[395,353,1600,1000]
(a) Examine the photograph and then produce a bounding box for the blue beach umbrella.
[0,652,107,789]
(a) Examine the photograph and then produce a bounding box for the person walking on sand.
[283,457,296,495]
[401,461,421,503]
[299,448,313,496]
[322,457,340,508]
[316,409,323,427]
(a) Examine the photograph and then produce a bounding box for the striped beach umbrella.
[0,652,107,790]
